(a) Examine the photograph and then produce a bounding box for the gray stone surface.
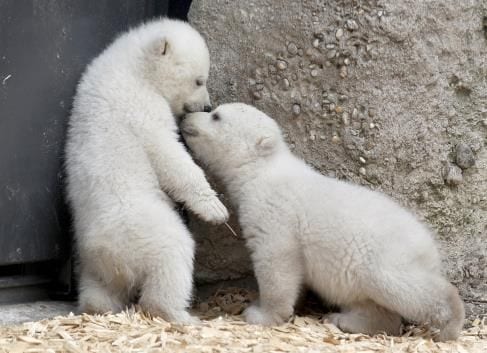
[0,301,76,325]
[189,0,487,318]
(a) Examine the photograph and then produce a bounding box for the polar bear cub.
[65,19,229,323]
[181,103,465,340]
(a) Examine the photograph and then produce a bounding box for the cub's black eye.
[196,79,204,86]
[212,112,221,121]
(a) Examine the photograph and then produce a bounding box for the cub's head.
[141,19,211,117]
[181,103,284,177]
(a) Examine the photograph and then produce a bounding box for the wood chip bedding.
[0,288,485,353]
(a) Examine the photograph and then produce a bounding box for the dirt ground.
[0,288,485,353]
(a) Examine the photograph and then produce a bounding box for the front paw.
[191,194,229,224]
[166,310,201,325]
[176,312,201,325]
[243,305,284,326]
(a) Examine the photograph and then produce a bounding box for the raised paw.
[243,305,284,326]
[191,194,229,224]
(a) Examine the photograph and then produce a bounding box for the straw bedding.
[0,288,485,353]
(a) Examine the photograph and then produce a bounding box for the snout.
[183,103,212,114]
[181,124,199,137]
[180,112,203,137]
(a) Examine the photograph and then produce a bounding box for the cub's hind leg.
[135,203,198,324]
[367,271,464,341]
[78,271,127,314]
[326,301,402,336]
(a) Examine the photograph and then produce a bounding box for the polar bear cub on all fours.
[181,103,465,341]
[65,19,228,323]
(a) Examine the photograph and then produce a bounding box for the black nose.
[203,105,212,112]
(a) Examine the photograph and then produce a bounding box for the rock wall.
[188,0,487,318]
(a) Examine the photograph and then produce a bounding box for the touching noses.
[183,103,212,113]
[182,87,212,113]
[203,88,212,112]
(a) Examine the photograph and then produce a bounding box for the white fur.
[65,18,228,323]
[181,103,465,340]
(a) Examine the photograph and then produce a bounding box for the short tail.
[436,283,465,341]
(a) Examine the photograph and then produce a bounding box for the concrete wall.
[188,0,487,318]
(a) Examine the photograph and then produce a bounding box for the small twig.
[224,222,238,237]
[2,74,12,85]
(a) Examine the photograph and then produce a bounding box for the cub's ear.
[256,135,277,155]
[148,37,170,56]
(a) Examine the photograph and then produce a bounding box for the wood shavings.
[0,293,485,353]
[17,336,43,344]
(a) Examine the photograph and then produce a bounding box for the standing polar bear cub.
[65,19,228,323]
[181,103,464,341]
